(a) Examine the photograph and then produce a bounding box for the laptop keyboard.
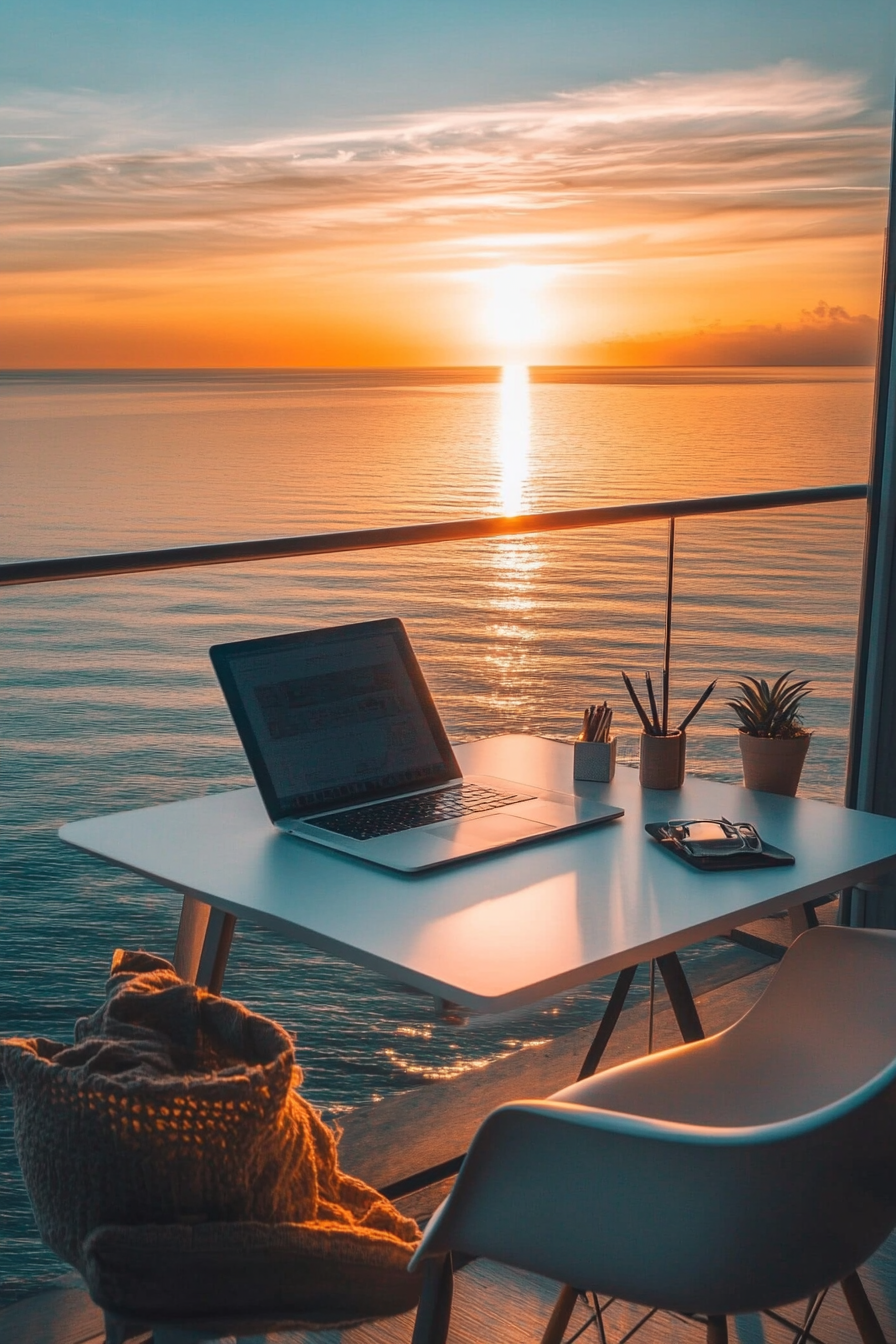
[306,783,536,841]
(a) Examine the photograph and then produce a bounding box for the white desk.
[59,734,896,1015]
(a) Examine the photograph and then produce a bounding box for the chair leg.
[706,1315,728,1344]
[842,1272,888,1344]
[151,1330,236,1343]
[411,1253,454,1344]
[541,1285,579,1344]
[103,1312,152,1343]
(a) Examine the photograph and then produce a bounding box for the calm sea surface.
[0,366,874,1299]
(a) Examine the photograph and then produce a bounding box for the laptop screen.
[210,619,460,820]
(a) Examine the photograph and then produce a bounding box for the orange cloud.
[0,62,889,366]
[591,301,878,366]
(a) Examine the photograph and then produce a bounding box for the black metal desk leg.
[577,964,639,1080]
[655,951,705,1043]
[790,901,820,937]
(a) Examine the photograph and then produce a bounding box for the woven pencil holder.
[574,737,617,783]
[639,730,686,789]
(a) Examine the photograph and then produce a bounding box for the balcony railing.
[0,483,868,588]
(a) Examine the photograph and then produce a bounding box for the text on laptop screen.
[227,631,447,812]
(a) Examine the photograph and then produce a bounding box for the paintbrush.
[677,679,717,733]
[621,671,655,734]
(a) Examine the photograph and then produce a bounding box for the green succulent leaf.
[729,671,812,737]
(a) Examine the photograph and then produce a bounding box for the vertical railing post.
[844,90,896,926]
[662,517,675,735]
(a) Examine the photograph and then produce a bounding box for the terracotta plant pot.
[639,731,686,790]
[739,731,811,797]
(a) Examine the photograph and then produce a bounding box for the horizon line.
[0,362,877,374]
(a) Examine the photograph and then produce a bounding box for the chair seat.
[84,1220,422,1336]
[554,923,896,1125]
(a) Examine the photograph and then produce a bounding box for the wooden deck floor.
[285,1238,896,1344]
[6,904,885,1344]
[3,1240,895,1344]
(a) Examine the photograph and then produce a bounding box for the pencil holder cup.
[639,731,686,789]
[574,737,617,783]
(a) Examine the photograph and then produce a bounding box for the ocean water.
[0,366,873,1300]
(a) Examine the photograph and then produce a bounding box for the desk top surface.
[59,734,896,1011]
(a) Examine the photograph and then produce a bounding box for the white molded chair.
[410,926,896,1344]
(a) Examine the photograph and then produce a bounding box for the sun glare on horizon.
[482,266,550,359]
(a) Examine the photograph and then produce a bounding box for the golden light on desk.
[412,871,583,1003]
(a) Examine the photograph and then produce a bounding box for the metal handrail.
[0,483,867,587]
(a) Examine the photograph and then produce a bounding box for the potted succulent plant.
[728,672,812,796]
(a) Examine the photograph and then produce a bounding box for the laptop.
[210,618,623,873]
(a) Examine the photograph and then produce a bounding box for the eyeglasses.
[658,817,762,859]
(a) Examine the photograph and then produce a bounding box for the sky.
[1,0,894,367]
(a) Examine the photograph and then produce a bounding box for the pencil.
[591,705,602,743]
[622,671,654,734]
[677,680,717,733]
[645,672,661,735]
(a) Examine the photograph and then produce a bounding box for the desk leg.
[789,901,820,938]
[577,964,639,1080]
[173,893,237,994]
[656,951,705,1043]
[578,953,705,1084]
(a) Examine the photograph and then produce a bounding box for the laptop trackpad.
[505,799,576,828]
[429,813,552,847]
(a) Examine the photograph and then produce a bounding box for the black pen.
[677,679,717,733]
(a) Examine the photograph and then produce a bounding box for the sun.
[482,265,548,355]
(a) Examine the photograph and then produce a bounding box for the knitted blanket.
[0,950,420,1288]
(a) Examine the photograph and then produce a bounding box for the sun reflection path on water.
[487,364,545,726]
[497,362,531,518]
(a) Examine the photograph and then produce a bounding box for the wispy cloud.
[0,88,187,165]
[0,62,888,364]
[1,63,886,270]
